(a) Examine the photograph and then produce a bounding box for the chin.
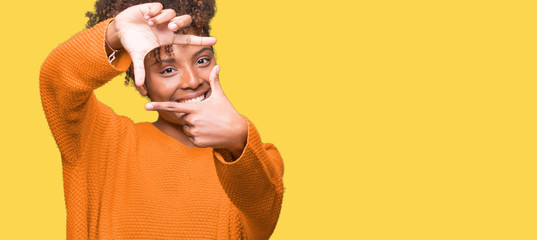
[157,112,185,126]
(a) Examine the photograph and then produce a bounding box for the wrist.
[226,117,248,159]
[105,20,122,50]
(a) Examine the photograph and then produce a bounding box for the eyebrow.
[193,47,214,58]
[151,46,214,66]
[151,57,174,66]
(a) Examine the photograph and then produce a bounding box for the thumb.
[131,52,146,87]
[208,65,222,98]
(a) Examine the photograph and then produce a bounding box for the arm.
[144,64,285,239]
[40,3,215,163]
[39,19,131,163]
[213,119,285,240]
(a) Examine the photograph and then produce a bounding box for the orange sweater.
[40,19,284,240]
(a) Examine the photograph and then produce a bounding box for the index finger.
[145,101,198,113]
[172,35,217,46]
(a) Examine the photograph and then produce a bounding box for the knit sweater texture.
[39,19,284,240]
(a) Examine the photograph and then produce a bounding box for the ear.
[136,83,148,96]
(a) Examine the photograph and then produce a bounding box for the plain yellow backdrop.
[1,0,536,239]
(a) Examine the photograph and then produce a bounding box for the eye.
[160,68,176,74]
[197,58,210,65]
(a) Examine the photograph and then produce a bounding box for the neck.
[152,116,195,148]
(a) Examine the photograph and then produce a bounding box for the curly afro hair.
[85,0,216,85]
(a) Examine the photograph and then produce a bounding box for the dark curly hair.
[86,0,216,85]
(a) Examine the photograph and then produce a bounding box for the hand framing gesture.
[106,2,217,87]
[145,65,248,157]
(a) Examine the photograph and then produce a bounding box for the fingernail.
[144,15,150,19]
[145,103,153,110]
[216,65,220,74]
[148,20,154,26]
[169,23,177,30]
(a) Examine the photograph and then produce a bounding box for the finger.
[168,15,192,31]
[177,112,189,125]
[172,35,217,46]
[145,101,197,113]
[148,9,176,26]
[181,113,194,125]
[140,2,163,19]
[131,52,146,87]
[183,124,193,136]
[208,65,223,98]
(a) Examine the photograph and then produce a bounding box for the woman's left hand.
[145,65,248,158]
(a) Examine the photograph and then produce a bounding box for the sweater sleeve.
[39,18,132,164]
[213,118,285,240]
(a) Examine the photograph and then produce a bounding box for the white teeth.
[179,94,205,103]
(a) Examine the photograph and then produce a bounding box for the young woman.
[40,1,284,239]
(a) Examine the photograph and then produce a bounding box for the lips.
[174,89,210,103]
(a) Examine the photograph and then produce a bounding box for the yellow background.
[1,0,536,239]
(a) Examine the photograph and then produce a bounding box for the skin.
[106,3,217,88]
[105,3,247,159]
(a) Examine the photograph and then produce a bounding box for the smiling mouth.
[176,90,209,103]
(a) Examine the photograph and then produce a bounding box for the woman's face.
[142,44,216,125]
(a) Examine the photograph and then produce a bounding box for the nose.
[178,65,203,89]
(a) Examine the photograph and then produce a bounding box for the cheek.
[199,64,215,82]
[146,75,177,101]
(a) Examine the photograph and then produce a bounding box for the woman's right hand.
[105,2,216,87]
